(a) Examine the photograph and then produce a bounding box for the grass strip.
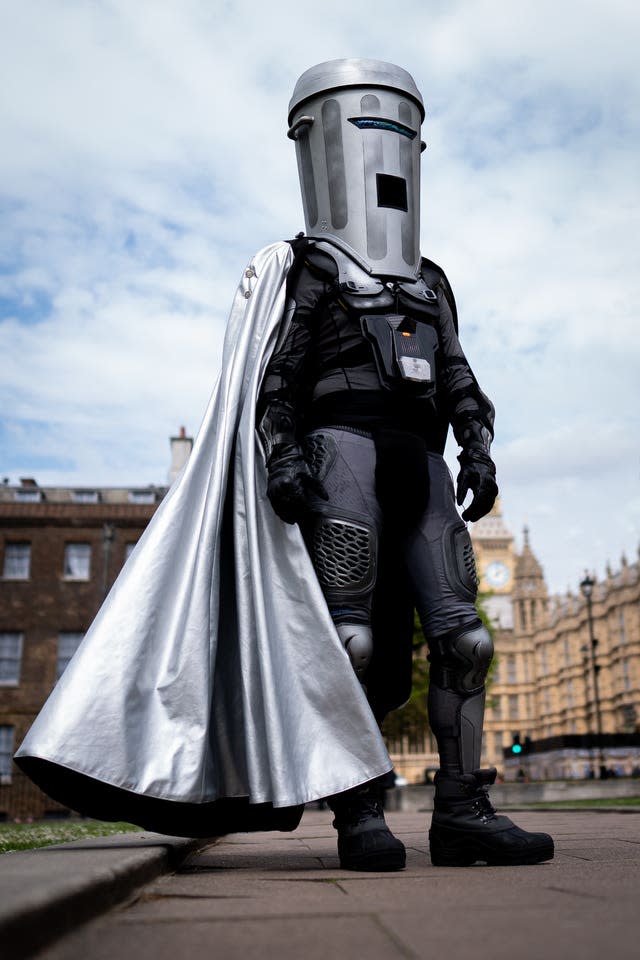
[0,820,139,854]
[521,796,640,810]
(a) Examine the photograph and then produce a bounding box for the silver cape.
[15,241,392,835]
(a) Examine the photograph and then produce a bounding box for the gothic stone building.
[388,501,640,783]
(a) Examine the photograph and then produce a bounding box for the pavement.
[2,808,640,960]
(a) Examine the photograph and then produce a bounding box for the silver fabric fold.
[16,242,392,810]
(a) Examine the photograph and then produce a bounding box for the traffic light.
[511,733,522,755]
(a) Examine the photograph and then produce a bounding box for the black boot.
[429,768,554,867]
[328,781,406,872]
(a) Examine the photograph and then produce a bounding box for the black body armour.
[260,238,494,455]
[259,238,497,731]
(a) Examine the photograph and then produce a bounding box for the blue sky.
[1,0,639,593]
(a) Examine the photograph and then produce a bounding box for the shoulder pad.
[397,277,438,303]
[420,257,459,332]
[313,240,384,295]
[419,257,446,289]
[286,234,312,259]
[284,235,327,297]
[304,245,339,282]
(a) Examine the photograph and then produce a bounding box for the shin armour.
[428,620,494,775]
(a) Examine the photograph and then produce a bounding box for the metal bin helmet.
[288,58,425,281]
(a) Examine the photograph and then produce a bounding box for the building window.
[539,648,548,675]
[0,633,23,685]
[507,656,517,684]
[491,696,503,719]
[128,490,156,504]
[618,610,626,645]
[2,542,31,579]
[57,632,84,679]
[63,543,91,579]
[73,490,100,504]
[14,489,41,503]
[621,702,637,731]
[519,600,528,630]
[508,694,519,719]
[566,680,574,708]
[0,725,15,783]
[622,659,631,692]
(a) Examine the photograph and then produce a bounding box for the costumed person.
[14,57,553,870]
[257,58,554,870]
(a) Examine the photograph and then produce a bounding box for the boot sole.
[429,829,554,867]
[339,848,406,872]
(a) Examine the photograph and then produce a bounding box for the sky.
[1,0,638,595]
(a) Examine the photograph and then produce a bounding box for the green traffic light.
[511,744,522,754]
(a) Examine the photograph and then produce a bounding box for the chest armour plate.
[312,239,442,397]
[315,239,440,318]
[361,314,438,398]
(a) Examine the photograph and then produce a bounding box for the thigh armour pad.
[442,521,478,603]
[310,518,376,596]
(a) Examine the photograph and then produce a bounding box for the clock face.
[484,560,511,589]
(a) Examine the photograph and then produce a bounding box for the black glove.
[259,399,328,524]
[456,442,498,522]
[266,441,328,524]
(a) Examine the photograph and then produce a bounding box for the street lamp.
[579,573,606,779]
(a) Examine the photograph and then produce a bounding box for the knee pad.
[430,621,493,694]
[336,623,373,679]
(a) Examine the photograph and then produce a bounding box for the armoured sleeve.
[259,251,336,419]
[257,250,335,521]
[435,277,495,451]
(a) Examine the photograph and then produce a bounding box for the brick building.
[0,430,191,820]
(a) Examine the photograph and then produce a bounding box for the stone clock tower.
[470,499,516,629]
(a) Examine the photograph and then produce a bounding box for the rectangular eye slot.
[376,174,408,211]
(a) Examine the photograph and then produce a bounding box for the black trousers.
[302,427,479,638]
[302,426,488,775]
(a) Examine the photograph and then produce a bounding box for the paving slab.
[34,809,640,960]
[43,915,409,960]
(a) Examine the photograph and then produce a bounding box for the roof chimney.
[169,426,193,485]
